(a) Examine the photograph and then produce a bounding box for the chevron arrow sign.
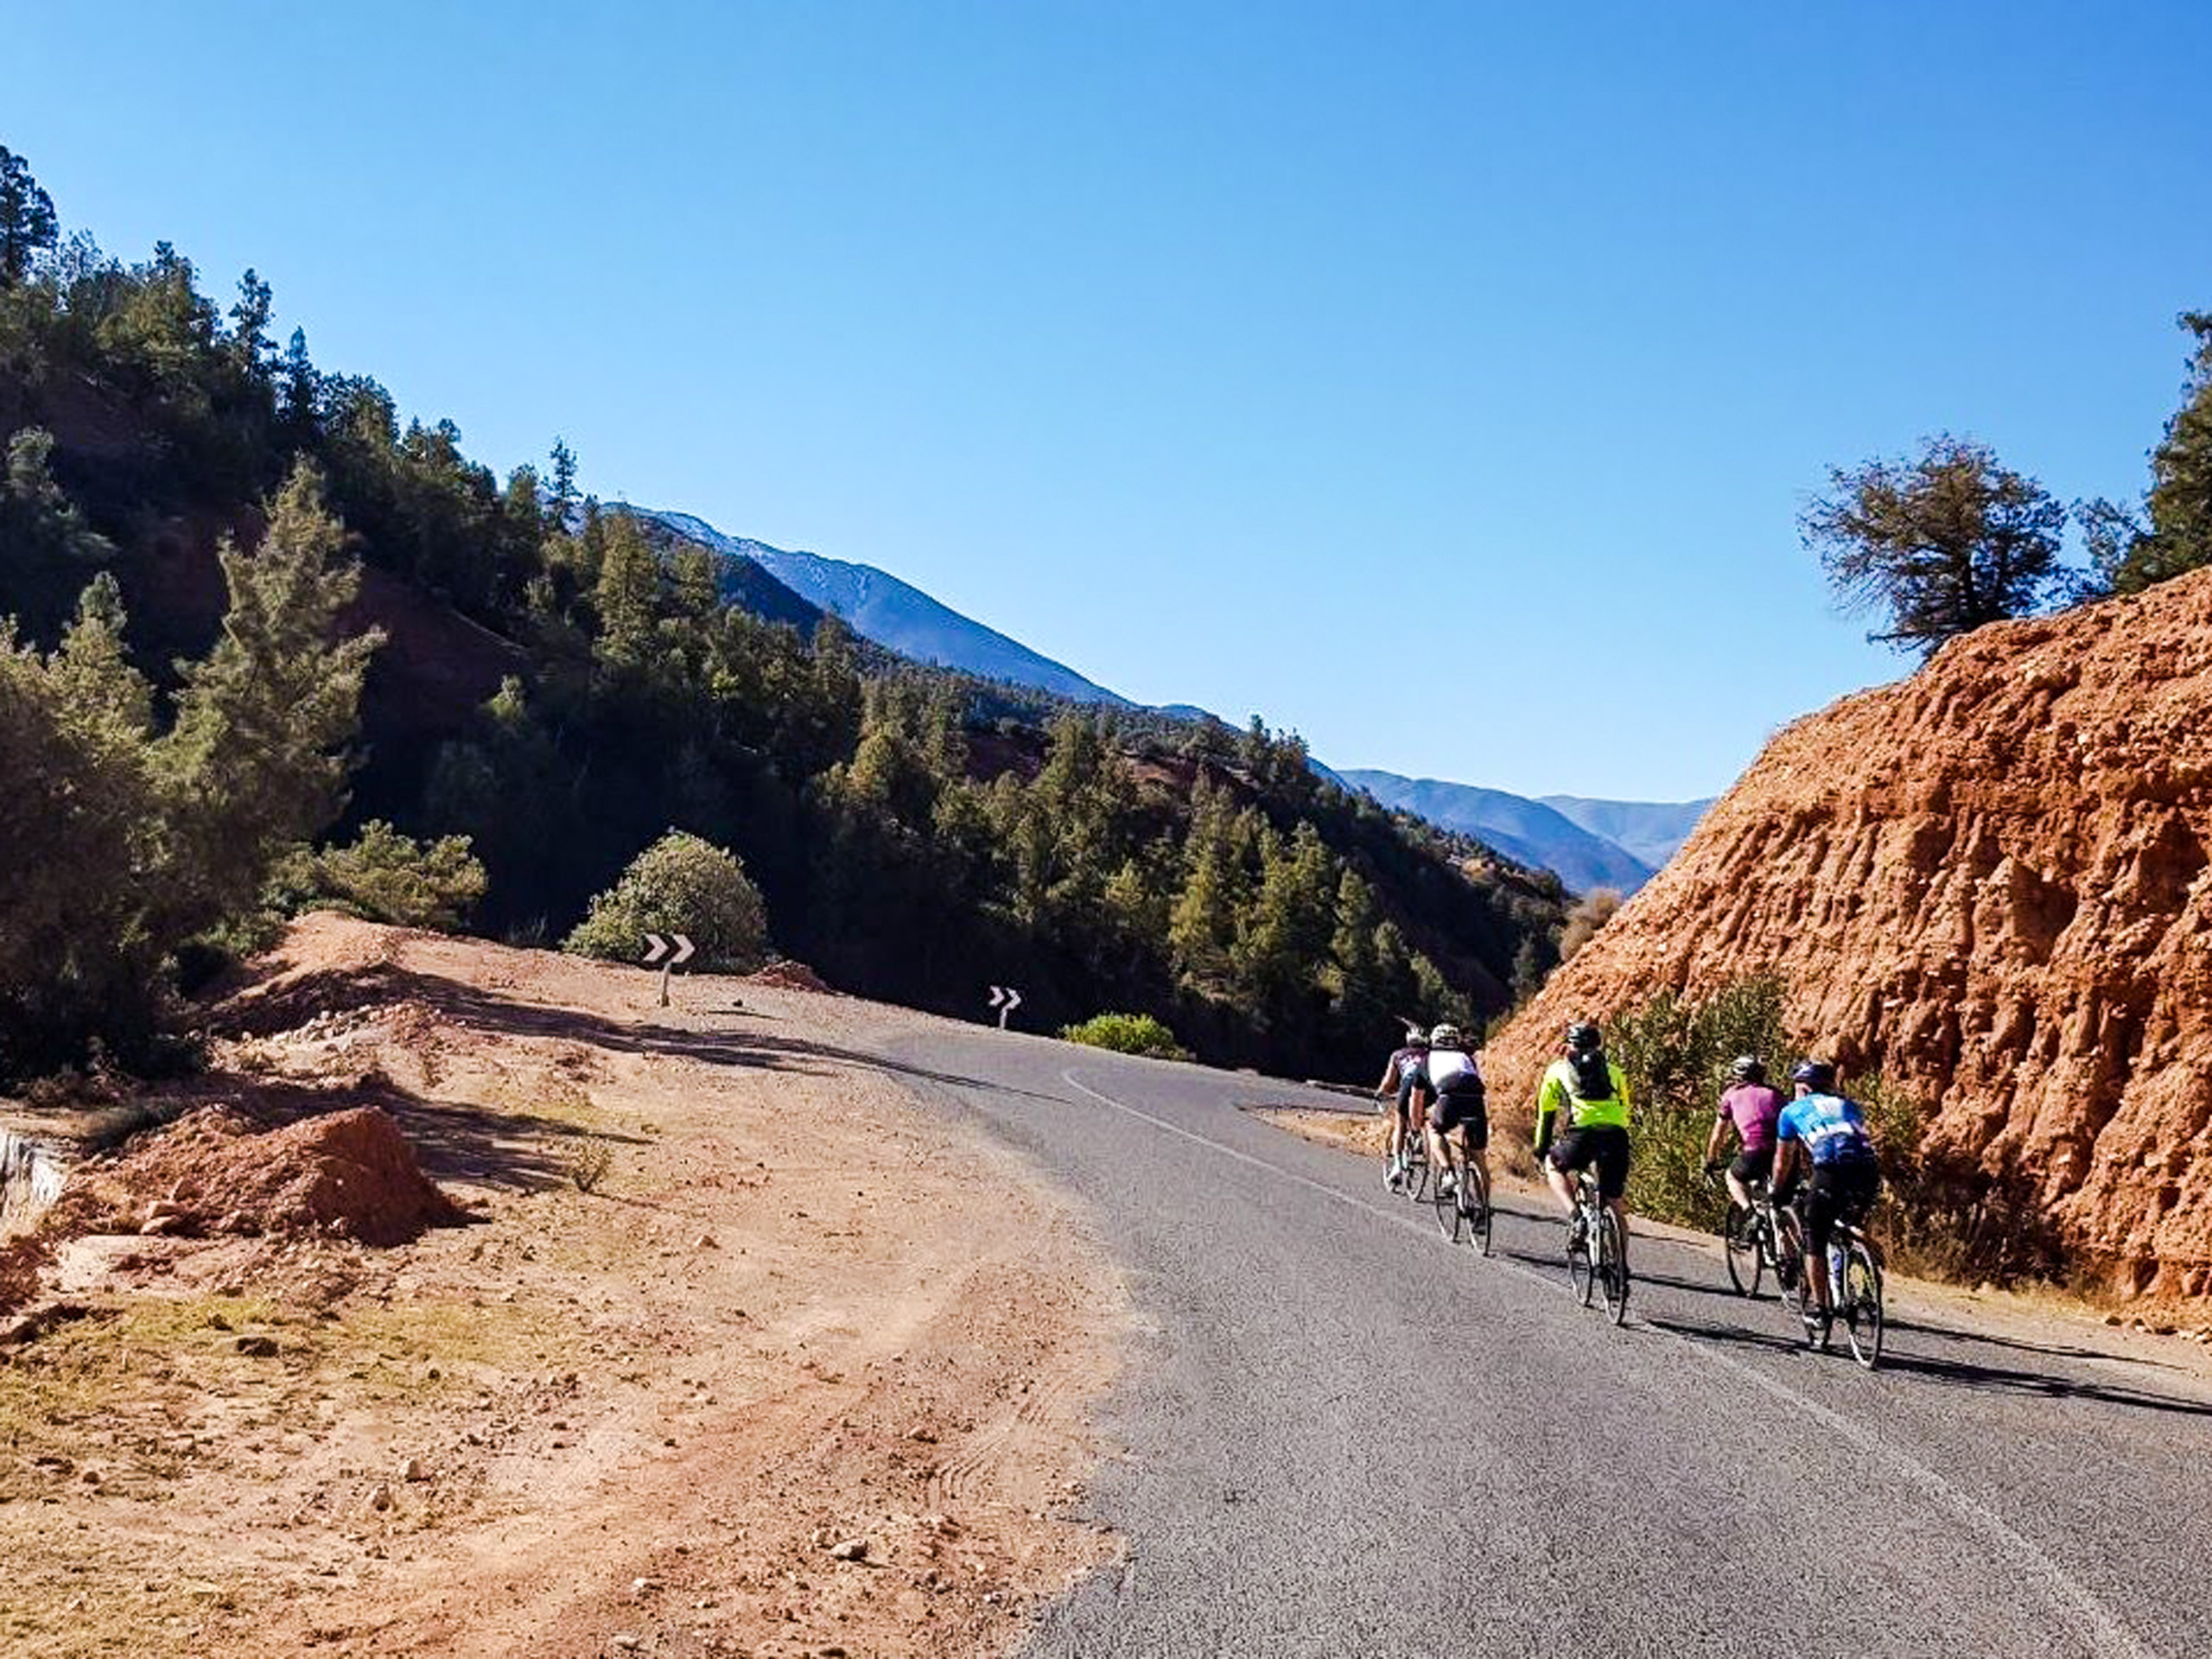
[987,985,1022,1028]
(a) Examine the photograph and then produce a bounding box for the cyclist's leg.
[1424,1097,1455,1189]
[1598,1128,1632,1272]
[1799,1172,1840,1316]
[1544,1129,1582,1217]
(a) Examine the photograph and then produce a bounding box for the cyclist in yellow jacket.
[1533,1020,1634,1272]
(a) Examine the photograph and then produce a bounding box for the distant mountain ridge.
[638,507,1707,891]
[642,510,1130,707]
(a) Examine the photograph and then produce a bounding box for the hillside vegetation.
[0,148,1566,1084]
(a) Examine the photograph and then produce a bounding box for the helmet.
[1790,1058,1836,1091]
[1565,1020,1603,1054]
[1429,1023,1464,1049]
[1729,1054,1765,1084]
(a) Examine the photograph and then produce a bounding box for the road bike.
[1564,1168,1628,1325]
[1715,1173,1802,1306]
[1428,1134,1493,1255]
[1382,1108,1429,1201]
[1816,1214,1885,1370]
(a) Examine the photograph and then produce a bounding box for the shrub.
[563,830,769,970]
[1060,1012,1191,1061]
[311,821,487,931]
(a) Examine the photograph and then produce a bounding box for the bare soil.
[0,913,1125,1658]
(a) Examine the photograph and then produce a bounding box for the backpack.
[1567,1048,1615,1103]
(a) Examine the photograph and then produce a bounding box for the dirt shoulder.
[0,914,1125,1659]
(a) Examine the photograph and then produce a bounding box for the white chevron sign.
[987,984,1022,1028]
[643,933,697,1005]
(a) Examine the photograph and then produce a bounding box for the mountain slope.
[642,510,1128,705]
[1484,571,2212,1302]
[1338,771,1656,894]
[1538,795,1712,871]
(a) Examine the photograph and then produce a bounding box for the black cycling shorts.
[1395,1076,1433,1121]
[1729,1146,1775,1187]
[1796,1160,1879,1252]
[1427,1087,1488,1150]
[1548,1125,1630,1201]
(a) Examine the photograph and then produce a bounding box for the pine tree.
[159,460,385,923]
[0,146,58,285]
[591,512,661,671]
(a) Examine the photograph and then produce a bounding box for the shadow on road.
[1646,1313,2212,1418]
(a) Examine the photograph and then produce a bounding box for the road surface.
[880,1025,2212,1659]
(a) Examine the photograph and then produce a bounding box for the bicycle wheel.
[1431,1164,1459,1240]
[1465,1164,1493,1257]
[1599,1210,1630,1325]
[1723,1202,1762,1298]
[1567,1210,1594,1306]
[1772,1209,1807,1316]
[1404,1141,1430,1202]
[1841,1240,1884,1369]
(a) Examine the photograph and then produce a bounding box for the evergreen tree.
[592,511,662,671]
[2102,312,2212,593]
[159,460,385,924]
[0,146,58,284]
[1802,435,2069,658]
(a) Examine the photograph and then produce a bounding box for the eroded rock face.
[1486,570,2212,1300]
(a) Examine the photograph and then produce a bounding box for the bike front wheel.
[1773,1209,1807,1316]
[1723,1202,1762,1298]
[1464,1166,1493,1257]
[1432,1167,1460,1241]
[1840,1240,1884,1369]
[1567,1215,1594,1306]
[1598,1209,1630,1325]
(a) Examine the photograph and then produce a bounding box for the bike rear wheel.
[1598,1209,1629,1325]
[1723,1202,1762,1297]
[1567,1209,1594,1306]
[1432,1163,1460,1240]
[1403,1141,1429,1203]
[1773,1208,1807,1316]
[1463,1164,1493,1256]
[1840,1238,1884,1369]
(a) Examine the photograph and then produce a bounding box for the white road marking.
[1059,1065,2162,1659]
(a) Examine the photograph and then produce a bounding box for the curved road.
[878,1024,2212,1659]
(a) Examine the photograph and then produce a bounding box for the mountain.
[1338,771,1659,895]
[1539,796,1713,871]
[1483,570,2212,1304]
[641,510,1130,707]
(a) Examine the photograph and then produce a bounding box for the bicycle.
[1564,1168,1628,1325]
[1713,1173,1802,1305]
[1379,1101,1428,1200]
[1820,1214,1885,1370]
[1428,1134,1493,1255]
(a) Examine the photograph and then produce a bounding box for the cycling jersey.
[1717,1082,1783,1154]
[1427,1046,1483,1095]
[1535,1055,1630,1135]
[1776,1091,1876,1167]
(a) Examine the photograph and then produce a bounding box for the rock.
[607,1637,644,1655]
[829,1537,869,1561]
[400,1457,429,1483]
[366,1484,393,1512]
[632,1576,660,1597]
[233,1334,281,1357]
[1485,567,2212,1295]
[695,1234,718,1249]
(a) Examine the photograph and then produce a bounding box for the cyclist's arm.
[1532,1071,1563,1157]
[1771,1135,1802,1201]
[1703,1110,1732,1166]
[1374,1058,1400,1099]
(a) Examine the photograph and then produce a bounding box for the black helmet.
[1565,1020,1603,1054]
[1729,1054,1765,1084]
[1790,1058,1836,1091]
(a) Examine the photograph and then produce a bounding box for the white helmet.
[1428,1023,1464,1049]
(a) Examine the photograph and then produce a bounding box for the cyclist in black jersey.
[1373,1029,1431,1192]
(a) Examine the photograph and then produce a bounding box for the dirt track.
[0,915,1125,1658]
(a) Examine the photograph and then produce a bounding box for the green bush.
[311,821,487,931]
[1605,976,1790,1231]
[563,830,769,970]
[1060,1012,1191,1061]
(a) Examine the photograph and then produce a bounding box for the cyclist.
[1703,1054,1782,1223]
[1534,1020,1633,1272]
[1771,1058,1881,1344]
[1422,1023,1489,1210]
[1372,1027,1431,1192]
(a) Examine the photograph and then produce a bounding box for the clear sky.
[10,2,2211,799]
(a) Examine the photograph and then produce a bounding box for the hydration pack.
[1567,1048,1615,1103]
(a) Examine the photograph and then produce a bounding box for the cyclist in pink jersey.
[1703,1054,1783,1217]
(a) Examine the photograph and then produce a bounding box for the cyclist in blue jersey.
[1771,1058,1881,1344]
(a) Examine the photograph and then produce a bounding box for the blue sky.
[10,3,2211,799]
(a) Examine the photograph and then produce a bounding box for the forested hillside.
[0,148,1568,1084]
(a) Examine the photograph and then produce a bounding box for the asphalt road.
[878,1025,2212,1659]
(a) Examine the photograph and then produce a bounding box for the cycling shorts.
[1548,1125,1630,1201]
[1729,1146,1775,1187]
[1427,1088,1488,1150]
[1395,1075,1433,1121]
[1796,1160,1879,1252]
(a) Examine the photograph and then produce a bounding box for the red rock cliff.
[1485,569,2212,1300]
